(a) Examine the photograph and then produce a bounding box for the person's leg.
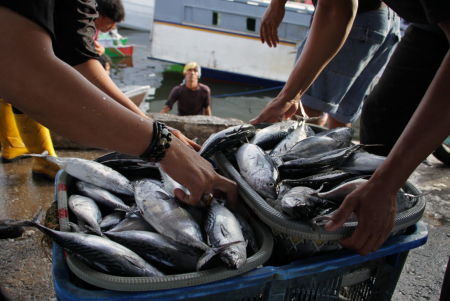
[327,116,350,129]
[440,256,450,301]
[12,107,60,179]
[0,98,29,162]
[360,25,449,156]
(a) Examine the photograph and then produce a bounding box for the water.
[110,29,280,123]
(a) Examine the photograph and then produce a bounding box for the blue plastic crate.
[53,222,427,301]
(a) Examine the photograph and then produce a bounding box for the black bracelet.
[139,121,172,162]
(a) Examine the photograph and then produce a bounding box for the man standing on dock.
[160,62,212,116]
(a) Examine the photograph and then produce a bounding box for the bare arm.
[0,7,236,209]
[325,19,450,255]
[204,106,212,116]
[160,105,171,114]
[74,59,148,119]
[251,0,357,124]
[94,40,105,56]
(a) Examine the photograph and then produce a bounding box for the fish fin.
[85,225,107,239]
[220,224,231,238]
[5,207,43,228]
[69,222,84,233]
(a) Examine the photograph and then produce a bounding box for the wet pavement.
[0,150,449,300]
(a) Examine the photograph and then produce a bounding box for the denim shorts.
[295,6,401,124]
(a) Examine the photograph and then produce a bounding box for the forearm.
[204,106,212,116]
[160,105,171,114]
[74,59,148,119]
[278,0,357,102]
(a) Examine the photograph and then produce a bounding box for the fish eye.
[269,183,274,187]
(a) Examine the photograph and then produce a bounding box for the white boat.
[121,85,151,107]
[118,0,155,32]
[149,0,314,86]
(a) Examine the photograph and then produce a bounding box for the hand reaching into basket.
[324,177,397,256]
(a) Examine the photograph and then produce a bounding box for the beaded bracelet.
[139,121,172,162]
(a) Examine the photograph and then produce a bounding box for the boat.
[121,85,151,107]
[118,0,155,31]
[149,0,314,87]
[98,30,134,58]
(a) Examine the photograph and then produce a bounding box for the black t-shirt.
[383,0,450,24]
[165,83,211,116]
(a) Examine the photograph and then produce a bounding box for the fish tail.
[85,225,108,239]
[6,207,43,228]
[196,241,243,271]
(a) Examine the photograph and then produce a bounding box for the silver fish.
[281,186,336,219]
[269,121,315,158]
[68,195,103,237]
[99,211,125,232]
[105,230,203,273]
[281,135,346,162]
[199,200,247,270]
[76,181,133,213]
[9,208,164,277]
[236,143,279,199]
[31,151,134,195]
[234,213,259,256]
[338,151,386,174]
[315,127,354,145]
[316,179,368,202]
[249,120,298,150]
[199,124,256,158]
[134,180,209,251]
[108,214,156,232]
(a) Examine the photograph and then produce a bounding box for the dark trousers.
[360,25,449,156]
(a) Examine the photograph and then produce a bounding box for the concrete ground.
[0,150,449,301]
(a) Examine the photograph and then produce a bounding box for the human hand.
[159,135,238,210]
[250,96,299,125]
[324,179,397,256]
[94,40,105,56]
[260,0,286,47]
[168,126,201,152]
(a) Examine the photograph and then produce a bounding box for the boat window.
[212,12,219,26]
[247,18,256,31]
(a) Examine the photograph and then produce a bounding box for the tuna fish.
[99,211,125,232]
[338,151,386,174]
[108,214,156,233]
[76,181,133,213]
[199,124,256,158]
[249,120,298,150]
[279,144,365,179]
[236,143,279,199]
[315,127,354,145]
[68,195,104,237]
[281,135,346,162]
[234,213,259,256]
[198,200,247,270]
[158,166,190,197]
[9,208,164,277]
[134,180,209,251]
[281,186,337,220]
[105,230,203,273]
[31,151,134,195]
[269,121,315,158]
[279,170,362,191]
[316,178,369,202]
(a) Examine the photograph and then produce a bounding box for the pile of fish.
[8,152,259,277]
[202,121,419,225]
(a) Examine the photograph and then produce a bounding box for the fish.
[0,219,24,239]
[99,211,125,232]
[281,135,346,162]
[198,200,247,270]
[236,143,279,199]
[105,230,203,273]
[76,181,133,213]
[107,214,156,233]
[98,156,161,179]
[249,120,298,150]
[281,186,337,220]
[278,170,362,191]
[9,208,164,277]
[199,124,256,158]
[316,178,369,202]
[338,151,386,174]
[396,191,420,213]
[134,180,209,251]
[269,121,315,158]
[31,151,134,195]
[279,144,365,179]
[68,195,104,237]
[315,127,354,145]
[234,213,259,256]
